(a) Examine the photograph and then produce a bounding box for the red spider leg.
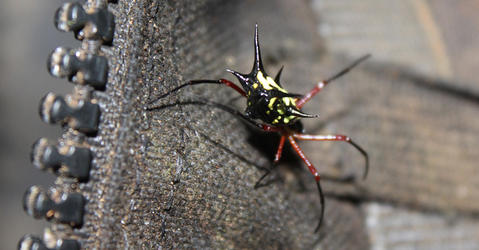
[274,135,287,163]
[292,134,369,179]
[295,81,327,109]
[287,135,325,232]
[296,54,371,109]
[261,124,281,132]
[254,135,286,189]
[288,135,320,181]
[219,79,246,97]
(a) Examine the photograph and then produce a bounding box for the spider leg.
[296,54,370,109]
[254,135,286,189]
[315,181,325,232]
[292,134,369,179]
[273,135,287,163]
[287,135,325,232]
[146,99,265,129]
[148,79,246,105]
[274,65,284,83]
[147,99,285,136]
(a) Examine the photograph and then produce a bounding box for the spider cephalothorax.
[148,24,370,232]
[227,26,316,126]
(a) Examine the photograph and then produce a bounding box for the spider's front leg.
[254,135,286,189]
[148,78,246,105]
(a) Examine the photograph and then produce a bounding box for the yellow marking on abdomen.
[282,97,296,106]
[257,71,287,92]
[268,97,277,110]
[283,115,296,124]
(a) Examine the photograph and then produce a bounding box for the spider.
[147,24,369,232]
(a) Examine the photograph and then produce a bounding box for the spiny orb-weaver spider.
[148,24,369,232]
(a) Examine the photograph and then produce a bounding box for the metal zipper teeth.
[19,1,116,249]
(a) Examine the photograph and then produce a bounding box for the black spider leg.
[274,65,284,84]
[254,135,286,189]
[350,139,369,180]
[253,162,280,188]
[315,181,325,232]
[325,54,371,83]
[147,79,246,106]
[146,99,265,130]
[189,126,269,172]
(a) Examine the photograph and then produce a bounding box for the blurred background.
[0,0,77,248]
[1,0,478,249]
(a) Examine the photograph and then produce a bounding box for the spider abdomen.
[245,93,300,126]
